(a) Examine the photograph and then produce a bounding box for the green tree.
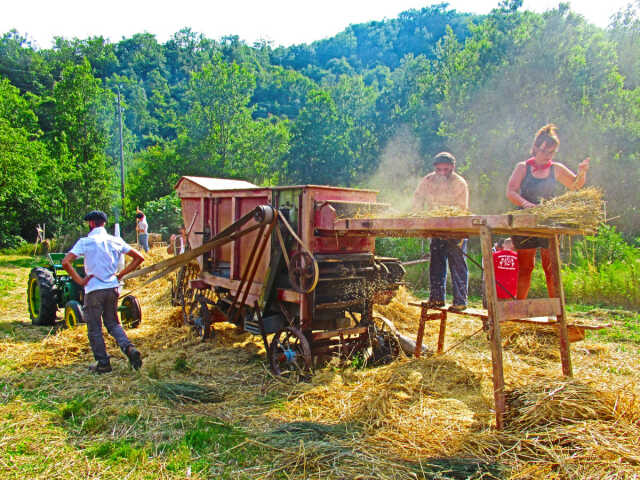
[286,89,351,185]
[49,60,116,225]
[178,55,289,183]
[0,79,58,244]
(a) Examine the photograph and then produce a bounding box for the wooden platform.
[409,302,611,348]
[317,214,585,239]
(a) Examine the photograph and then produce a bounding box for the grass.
[1,250,640,479]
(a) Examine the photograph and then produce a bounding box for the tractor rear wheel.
[27,267,57,326]
[120,295,142,328]
[64,300,84,329]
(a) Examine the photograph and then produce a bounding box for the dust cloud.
[365,125,426,213]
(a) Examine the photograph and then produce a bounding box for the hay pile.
[510,187,605,232]
[271,357,486,460]
[463,379,640,479]
[5,245,640,479]
[374,286,424,335]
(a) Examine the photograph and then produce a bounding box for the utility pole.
[117,86,125,216]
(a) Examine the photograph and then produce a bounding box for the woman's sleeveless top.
[520,164,557,204]
[513,164,557,250]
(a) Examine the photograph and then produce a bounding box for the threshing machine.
[173,177,406,374]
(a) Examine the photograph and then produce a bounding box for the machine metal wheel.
[63,300,84,329]
[366,316,401,366]
[172,262,200,307]
[27,267,57,326]
[120,295,142,328]
[269,326,312,377]
[184,295,213,341]
[287,251,319,293]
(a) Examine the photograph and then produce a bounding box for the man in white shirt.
[135,211,149,252]
[62,210,145,374]
[412,152,469,311]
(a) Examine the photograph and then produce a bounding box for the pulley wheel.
[287,250,319,293]
[253,205,275,225]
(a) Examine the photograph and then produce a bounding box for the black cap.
[84,210,108,223]
[433,151,456,165]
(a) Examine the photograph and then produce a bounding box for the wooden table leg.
[549,235,573,377]
[480,226,506,430]
[415,305,427,358]
[437,310,447,354]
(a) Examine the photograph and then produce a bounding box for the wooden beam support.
[436,310,448,354]
[480,225,506,430]
[549,235,573,377]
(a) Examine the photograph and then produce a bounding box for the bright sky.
[2,0,634,49]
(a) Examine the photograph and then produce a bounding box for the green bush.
[143,192,183,240]
[530,226,640,309]
[0,234,26,250]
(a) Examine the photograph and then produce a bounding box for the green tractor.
[27,253,142,329]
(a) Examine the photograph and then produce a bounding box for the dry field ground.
[1,249,639,479]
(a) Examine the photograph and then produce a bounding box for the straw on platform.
[509,186,605,232]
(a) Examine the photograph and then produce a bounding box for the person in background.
[168,226,188,256]
[413,151,469,311]
[135,210,149,252]
[62,210,144,374]
[506,124,589,299]
[493,237,519,300]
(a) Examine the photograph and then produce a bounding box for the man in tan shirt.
[413,152,469,310]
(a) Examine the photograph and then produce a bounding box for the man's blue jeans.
[138,233,149,252]
[429,238,468,306]
[84,287,133,364]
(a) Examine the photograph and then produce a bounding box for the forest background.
[1,0,639,253]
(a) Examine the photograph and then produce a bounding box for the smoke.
[365,124,426,213]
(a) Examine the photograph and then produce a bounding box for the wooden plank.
[496,298,562,321]
[311,326,368,342]
[318,214,585,238]
[549,235,573,377]
[300,189,314,328]
[230,197,238,279]
[414,307,428,358]
[200,272,263,296]
[437,310,447,354]
[277,289,301,303]
[480,225,506,431]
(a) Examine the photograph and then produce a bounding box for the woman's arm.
[506,163,535,208]
[554,157,590,190]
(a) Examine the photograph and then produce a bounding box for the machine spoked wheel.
[288,251,319,294]
[269,326,312,377]
[120,295,142,328]
[27,267,57,326]
[366,316,401,366]
[172,262,200,307]
[184,295,213,341]
[63,300,84,329]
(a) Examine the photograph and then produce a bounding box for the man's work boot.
[88,362,112,374]
[448,304,467,313]
[426,299,445,308]
[126,345,142,370]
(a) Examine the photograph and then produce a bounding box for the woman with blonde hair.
[506,124,590,299]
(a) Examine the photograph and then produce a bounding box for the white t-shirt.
[69,226,131,293]
[137,218,148,234]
